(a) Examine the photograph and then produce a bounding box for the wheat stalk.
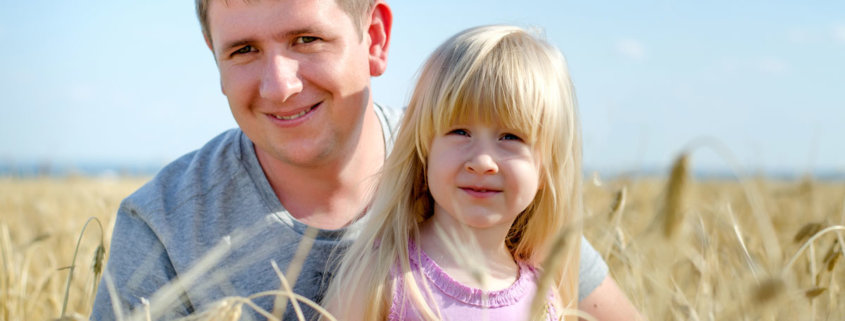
[272,226,317,318]
[59,216,105,319]
[783,226,845,275]
[530,226,578,321]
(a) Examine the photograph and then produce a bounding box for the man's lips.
[270,102,320,121]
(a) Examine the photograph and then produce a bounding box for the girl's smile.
[459,185,502,198]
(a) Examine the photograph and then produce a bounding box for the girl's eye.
[447,129,469,136]
[295,36,320,44]
[501,133,524,141]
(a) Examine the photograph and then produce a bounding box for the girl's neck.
[418,217,519,291]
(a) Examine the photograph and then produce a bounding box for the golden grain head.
[826,250,841,272]
[662,153,690,239]
[92,244,106,276]
[823,239,841,272]
[793,222,824,244]
[592,172,603,187]
[608,187,627,220]
[805,287,827,299]
[26,233,51,248]
[201,298,244,321]
[752,278,785,304]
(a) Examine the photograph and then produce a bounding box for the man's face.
[207,0,375,167]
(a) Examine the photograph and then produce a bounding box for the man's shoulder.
[122,129,246,219]
[374,102,405,152]
[375,102,404,130]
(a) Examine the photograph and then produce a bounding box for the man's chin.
[257,142,336,169]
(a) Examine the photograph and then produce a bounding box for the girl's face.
[426,120,542,231]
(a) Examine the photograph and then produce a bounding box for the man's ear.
[204,35,220,66]
[203,36,224,93]
[367,1,392,77]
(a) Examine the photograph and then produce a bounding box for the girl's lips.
[460,186,501,198]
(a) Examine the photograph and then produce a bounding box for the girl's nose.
[465,150,499,175]
[260,55,303,103]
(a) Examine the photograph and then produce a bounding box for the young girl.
[323,25,583,321]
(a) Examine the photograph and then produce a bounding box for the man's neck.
[257,107,385,230]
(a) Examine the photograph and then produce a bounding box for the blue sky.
[1,1,843,176]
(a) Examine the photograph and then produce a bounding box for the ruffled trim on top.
[408,240,535,308]
[388,274,403,321]
[387,285,402,321]
[545,291,558,320]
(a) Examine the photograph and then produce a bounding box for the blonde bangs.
[422,30,567,150]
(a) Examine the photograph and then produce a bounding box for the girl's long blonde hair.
[323,25,583,321]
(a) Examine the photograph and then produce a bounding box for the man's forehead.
[214,0,273,6]
[209,0,340,12]
[207,0,344,28]
[208,0,339,35]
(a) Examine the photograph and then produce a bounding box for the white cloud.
[832,24,845,44]
[785,24,845,45]
[786,27,819,44]
[615,38,646,61]
[757,57,790,75]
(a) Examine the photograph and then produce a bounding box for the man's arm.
[91,204,191,320]
[578,275,643,321]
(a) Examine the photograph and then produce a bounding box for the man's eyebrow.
[219,39,254,55]
[275,27,326,40]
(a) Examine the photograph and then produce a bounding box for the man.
[92,1,640,320]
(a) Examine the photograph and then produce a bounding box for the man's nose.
[464,144,499,175]
[260,55,303,102]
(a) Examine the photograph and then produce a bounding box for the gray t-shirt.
[91,103,607,321]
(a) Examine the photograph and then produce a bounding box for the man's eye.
[232,45,255,56]
[295,36,320,44]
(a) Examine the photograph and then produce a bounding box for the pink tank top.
[389,241,557,321]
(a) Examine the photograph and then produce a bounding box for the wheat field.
[1,160,843,320]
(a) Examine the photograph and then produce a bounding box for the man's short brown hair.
[196,0,377,46]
